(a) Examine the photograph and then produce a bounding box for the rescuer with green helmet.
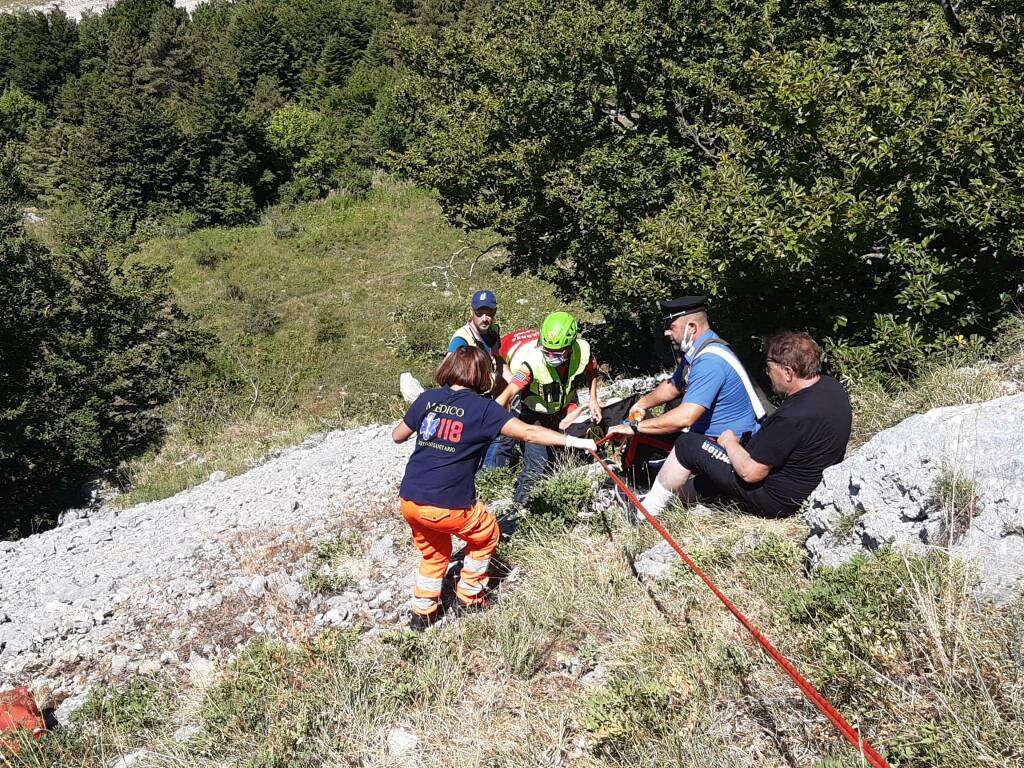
[496,311,603,503]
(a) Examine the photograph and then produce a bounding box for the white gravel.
[3,0,204,20]
[0,374,665,717]
[0,423,416,716]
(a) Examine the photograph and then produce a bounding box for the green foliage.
[524,463,595,531]
[74,678,171,732]
[400,0,1024,375]
[301,532,360,594]
[0,194,208,532]
[0,0,397,233]
[0,9,80,102]
[783,550,915,707]
[242,297,284,337]
[475,465,517,502]
[581,676,674,755]
[0,84,44,143]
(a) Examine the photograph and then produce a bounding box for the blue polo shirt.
[670,330,759,437]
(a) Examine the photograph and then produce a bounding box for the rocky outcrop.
[806,393,1024,602]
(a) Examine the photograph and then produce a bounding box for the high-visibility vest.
[450,323,501,369]
[510,339,591,414]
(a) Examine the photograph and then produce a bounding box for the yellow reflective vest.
[509,339,591,414]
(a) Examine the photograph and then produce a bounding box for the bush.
[243,298,283,337]
[524,461,595,531]
[400,0,1024,376]
[782,550,919,708]
[0,200,208,532]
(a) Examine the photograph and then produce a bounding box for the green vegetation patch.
[118,181,590,505]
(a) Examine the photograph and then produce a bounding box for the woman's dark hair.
[763,330,822,379]
[435,346,493,394]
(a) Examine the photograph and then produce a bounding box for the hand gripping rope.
[586,442,892,768]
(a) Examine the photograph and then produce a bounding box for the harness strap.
[693,343,767,421]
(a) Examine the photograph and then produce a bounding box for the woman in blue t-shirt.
[393,346,596,630]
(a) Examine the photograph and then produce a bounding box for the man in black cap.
[607,295,766,516]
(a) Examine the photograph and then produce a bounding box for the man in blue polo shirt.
[607,296,764,516]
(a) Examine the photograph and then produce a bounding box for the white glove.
[399,372,424,404]
[565,436,598,452]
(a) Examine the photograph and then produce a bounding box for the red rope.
[587,447,891,768]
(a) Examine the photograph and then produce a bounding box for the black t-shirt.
[746,375,852,510]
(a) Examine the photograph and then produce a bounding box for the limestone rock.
[806,393,1024,602]
[633,540,679,581]
[387,726,419,759]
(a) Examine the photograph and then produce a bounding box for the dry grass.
[9,465,1024,768]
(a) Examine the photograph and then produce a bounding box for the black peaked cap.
[659,295,708,321]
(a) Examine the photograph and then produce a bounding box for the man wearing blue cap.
[448,290,503,379]
[449,290,515,468]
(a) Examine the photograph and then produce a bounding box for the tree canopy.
[399,0,1024,374]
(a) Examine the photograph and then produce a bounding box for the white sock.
[641,479,675,517]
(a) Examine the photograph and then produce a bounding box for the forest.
[2,0,1023,523]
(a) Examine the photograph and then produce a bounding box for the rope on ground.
[586,446,892,768]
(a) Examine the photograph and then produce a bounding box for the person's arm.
[496,362,532,409]
[587,372,602,422]
[501,417,595,450]
[394,394,426,442]
[392,421,415,443]
[495,380,519,409]
[718,429,771,483]
[608,401,706,437]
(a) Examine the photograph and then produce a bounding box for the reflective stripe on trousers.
[400,498,500,614]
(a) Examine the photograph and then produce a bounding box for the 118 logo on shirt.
[435,417,463,442]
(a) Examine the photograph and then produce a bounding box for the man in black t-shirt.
[667,330,852,517]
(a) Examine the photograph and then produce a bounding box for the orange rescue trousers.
[400,498,500,617]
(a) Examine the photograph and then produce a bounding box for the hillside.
[116,179,590,506]
[1,340,1021,766]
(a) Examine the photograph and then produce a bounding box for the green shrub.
[74,678,171,733]
[581,676,675,756]
[0,200,208,533]
[475,466,517,503]
[243,299,283,337]
[314,307,348,344]
[524,463,595,532]
[783,550,926,709]
[301,532,361,594]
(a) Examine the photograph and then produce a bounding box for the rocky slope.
[0,424,419,718]
[807,392,1024,602]
[9,0,202,19]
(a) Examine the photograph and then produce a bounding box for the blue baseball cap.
[472,290,497,310]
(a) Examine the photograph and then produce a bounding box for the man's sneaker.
[408,611,439,631]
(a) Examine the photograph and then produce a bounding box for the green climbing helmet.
[540,311,578,351]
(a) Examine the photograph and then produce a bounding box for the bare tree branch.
[672,98,720,160]
[938,0,966,34]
